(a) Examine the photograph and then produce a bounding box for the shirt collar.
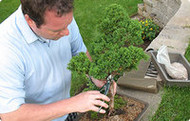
[16,6,39,44]
[37,36,50,43]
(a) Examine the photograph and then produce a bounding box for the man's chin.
[51,37,61,40]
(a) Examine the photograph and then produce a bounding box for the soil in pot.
[78,95,146,121]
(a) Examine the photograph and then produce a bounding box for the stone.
[144,0,154,7]
[138,3,144,16]
[117,58,158,93]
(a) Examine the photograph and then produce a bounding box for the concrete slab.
[118,57,158,93]
[118,77,158,93]
[124,59,151,78]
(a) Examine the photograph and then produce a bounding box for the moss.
[114,95,127,110]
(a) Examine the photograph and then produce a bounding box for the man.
[0,0,112,120]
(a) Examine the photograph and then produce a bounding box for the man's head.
[21,0,74,40]
[21,0,74,28]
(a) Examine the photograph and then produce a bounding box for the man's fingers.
[94,93,110,102]
[98,108,106,114]
[87,90,101,94]
[91,106,106,114]
[87,90,110,101]
[94,100,109,109]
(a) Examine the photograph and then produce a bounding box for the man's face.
[29,10,73,40]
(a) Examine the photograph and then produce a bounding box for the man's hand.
[70,91,110,113]
[89,76,106,88]
[89,76,117,96]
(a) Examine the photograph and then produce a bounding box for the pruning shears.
[88,75,114,113]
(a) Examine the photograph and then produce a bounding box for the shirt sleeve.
[0,44,25,113]
[68,18,87,56]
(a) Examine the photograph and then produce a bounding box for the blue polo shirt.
[0,6,87,121]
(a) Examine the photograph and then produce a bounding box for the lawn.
[0,0,20,23]
[151,86,190,121]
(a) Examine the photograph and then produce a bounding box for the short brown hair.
[20,0,74,28]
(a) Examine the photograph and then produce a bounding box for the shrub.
[140,19,159,41]
[68,4,148,115]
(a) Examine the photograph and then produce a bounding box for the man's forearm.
[86,50,92,62]
[0,91,110,121]
[0,98,75,121]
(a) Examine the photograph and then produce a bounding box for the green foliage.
[140,19,159,41]
[97,4,131,35]
[68,4,148,81]
[126,19,143,45]
[184,40,190,63]
[96,4,143,48]
[67,52,91,75]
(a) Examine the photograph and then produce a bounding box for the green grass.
[151,86,190,121]
[74,0,143,48]
[0,0,20,23]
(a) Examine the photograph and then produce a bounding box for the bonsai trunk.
[108,81,115,116]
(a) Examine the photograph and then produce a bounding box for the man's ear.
[24,14,35,27]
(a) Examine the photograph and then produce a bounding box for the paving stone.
[121,61,150,79]
[118,57,158,93]
[118,77,158,93]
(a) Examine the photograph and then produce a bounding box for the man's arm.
[0,91,109,121]
[86,50,92,62]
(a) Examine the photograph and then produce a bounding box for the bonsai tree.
[68,4,148,115]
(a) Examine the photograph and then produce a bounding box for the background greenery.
[1,0,190,120]
[185,40,190,62]
[0,0,20,23]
